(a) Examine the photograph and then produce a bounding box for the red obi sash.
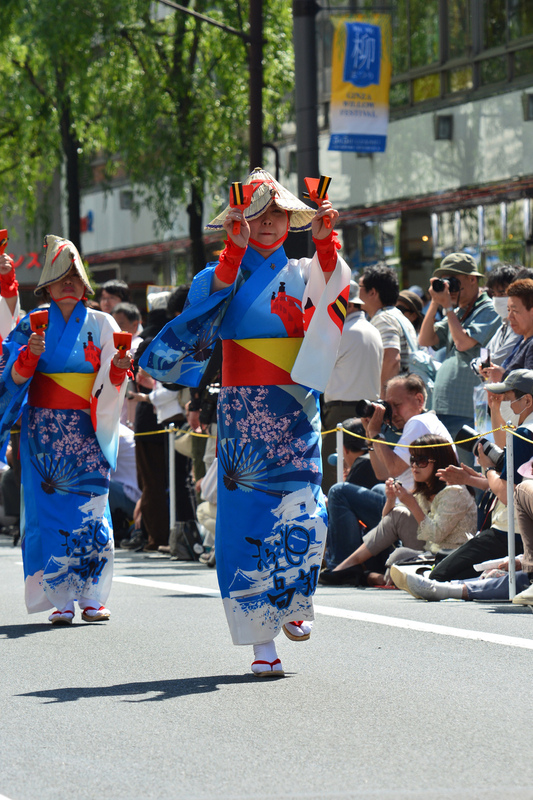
[222,338,303,387]
[28,371,96,410]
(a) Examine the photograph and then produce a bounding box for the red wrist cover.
[0,268,19,298]
[214,238,246,285]
[14,346,40,379]
[109,360,130,386]
[312,230,341,273]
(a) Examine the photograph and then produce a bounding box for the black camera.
[354,399,393,425]
[455,425,505,470]
[432,276,461,294]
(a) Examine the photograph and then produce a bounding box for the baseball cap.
[484,369,533,395]
[433,252,483,278]
[348,280,363,305]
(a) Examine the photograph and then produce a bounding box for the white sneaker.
[405,573,447,601]
[512,582,533,605]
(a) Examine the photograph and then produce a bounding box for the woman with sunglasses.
[319,434,477,586]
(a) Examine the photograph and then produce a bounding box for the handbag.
[169,520,204,561]
[174,426,194,458]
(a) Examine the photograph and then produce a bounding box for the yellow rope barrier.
[325,424,515,448]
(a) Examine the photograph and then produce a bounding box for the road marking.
[113,575,533,651]
[113,576,220,596]
[313,604,533,651]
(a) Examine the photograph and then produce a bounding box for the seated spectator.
[358,264,418,396]
[99,279,130,314]
[483,278,533,381]
[323,418,379,568]
[419,252,500,460]
[399,369,533,585]
[510,471,533,605]
[320,435,476,586]
[323,378,453,575]
[321,280,383,493]
[397,555,531,601]
[483,264,521,365]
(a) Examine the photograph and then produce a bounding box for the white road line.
[113,575,220,596]
[113,575,533,651]
[313,604,533,651]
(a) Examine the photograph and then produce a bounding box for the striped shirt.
[370,306,418,375]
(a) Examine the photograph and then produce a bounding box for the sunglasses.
[397,305,411,314]
[409,455,436,468]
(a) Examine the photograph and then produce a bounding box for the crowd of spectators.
[2,248,533,608]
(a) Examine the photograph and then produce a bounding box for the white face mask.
[500,399,522,427]
[492,296,509,320]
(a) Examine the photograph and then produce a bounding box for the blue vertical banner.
[329,15,392,153]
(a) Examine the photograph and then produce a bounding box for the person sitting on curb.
[323,374,453,581]
[391,369,533,588]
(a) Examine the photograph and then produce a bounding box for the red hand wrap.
[14,346,40,379]
[109,359,130,386]
[214,238,246,285]
[312,230,341,273]
[0,267,19,298]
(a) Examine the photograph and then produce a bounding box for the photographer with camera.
[322,375,453,580]
[361,374,453,490]
[419,253,500,462]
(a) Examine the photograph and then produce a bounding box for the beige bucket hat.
[35,235,94,296]
[206,167,316,233]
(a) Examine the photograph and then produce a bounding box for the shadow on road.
[16,674,288,703]
[0,623,56,639]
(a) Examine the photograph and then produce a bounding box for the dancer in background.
[0,235,129,624]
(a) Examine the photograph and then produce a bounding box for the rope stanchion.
[335,423,343,484]
[168,423,177,536]
[323,424,513,448]
[506,425,517,599]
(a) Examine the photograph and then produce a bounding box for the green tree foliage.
[103,0,294,272]
[0,0,294,270]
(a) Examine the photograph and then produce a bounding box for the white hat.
[35,235,93,296]
[206,168,316,233]
[348,280,363,304]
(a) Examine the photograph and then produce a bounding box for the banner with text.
[329,14,392,153]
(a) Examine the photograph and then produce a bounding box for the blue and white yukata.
[0,301,125,614]
[141,244,350,645]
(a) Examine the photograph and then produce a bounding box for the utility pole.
[248,0,264,170]
[292,0,320,256]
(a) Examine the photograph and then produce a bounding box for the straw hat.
[35,235,93,296]
[206,167,316,233]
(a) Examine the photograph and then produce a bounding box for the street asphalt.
[1,535,533,800]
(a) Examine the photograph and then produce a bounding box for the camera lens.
[432,278,445,293]
[354,399,375,418]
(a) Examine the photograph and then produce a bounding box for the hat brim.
[206,169,316,233]
[433,266,483,278]
[484,381,509,394]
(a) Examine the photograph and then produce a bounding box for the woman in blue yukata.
[140,169,350,677]
[0,235,131,624]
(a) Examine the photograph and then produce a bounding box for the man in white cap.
[321,279,383,492]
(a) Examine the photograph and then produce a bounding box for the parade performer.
[0,231,20,343]
[0,235,130,624]
[140,168,350,676]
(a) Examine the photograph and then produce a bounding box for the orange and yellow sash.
[222,338,303,387]
[28,372,96,410]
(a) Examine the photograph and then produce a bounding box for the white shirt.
[324,310,384,403]
[111,424,142,504]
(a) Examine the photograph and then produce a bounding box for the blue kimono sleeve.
[0,318,33,452]
[139,264,234,386]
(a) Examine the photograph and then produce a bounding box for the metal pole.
[505,426,516,598]
[169,423,177,536]
[249,0,263,170]
[336,423,343,484]
[292,0,320,257]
